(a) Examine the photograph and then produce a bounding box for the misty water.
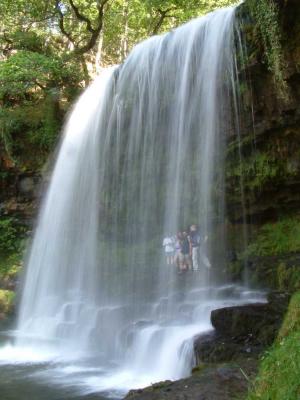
[0,6,265,400]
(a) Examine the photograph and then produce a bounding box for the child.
[162,235,175,265]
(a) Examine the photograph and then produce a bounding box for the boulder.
[194,292,291,363]
[211,292,290,343]
[211,303,274,338]
[194,331,265,364]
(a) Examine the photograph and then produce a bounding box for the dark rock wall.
[225,0,300,288]
[227,0,300,225]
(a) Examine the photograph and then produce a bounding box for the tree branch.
[74,0,110,55]
[151,7,177,36]
[69,0,95,33]
[54,0,110,56]
[55,1,75,45]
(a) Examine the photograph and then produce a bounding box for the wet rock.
[17,175,37,198]
[194,292,290,363]
[226,0,300,229]
[194,331,264,364]
[211,303,273,338]
[0,172,41,228]
[211,292,290,344]
[124,359,257,400]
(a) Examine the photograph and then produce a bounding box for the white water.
[0,6,264,399]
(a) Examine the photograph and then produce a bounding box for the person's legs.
[174,252,179,270]
[184,254,192,271]
[178,253,184,272]
[192,247,199,271]
[171,252,175,265]
[200,247,211,268]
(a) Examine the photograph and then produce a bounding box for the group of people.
[162,224,211,272]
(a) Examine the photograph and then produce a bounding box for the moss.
[277,263,300,292]
[226,127,300,214]
[192,363,207,374]
[278,291,300,340]
[226,150,292,192]
[151,381,172,390]
[232,217,300,290]
[0,289,15,315]
[0,253,22,296]
[0,253,22,278]
[242,0,288,99]
[248,291,300,400]
[244,217,300,258]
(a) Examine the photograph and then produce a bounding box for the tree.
[0,0,238,170]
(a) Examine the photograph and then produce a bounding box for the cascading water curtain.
[13,5,252,395]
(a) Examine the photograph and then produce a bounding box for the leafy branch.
[247,0,288,99]
[55,0,110,55]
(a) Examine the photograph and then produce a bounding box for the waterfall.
[2,5,259,397]
[17,68,116,352]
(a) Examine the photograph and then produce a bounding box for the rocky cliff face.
[225,0,300,289]
[227,0,300,224]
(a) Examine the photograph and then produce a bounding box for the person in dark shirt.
[180,231,191,271]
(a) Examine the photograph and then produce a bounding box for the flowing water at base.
[0,284,265,399]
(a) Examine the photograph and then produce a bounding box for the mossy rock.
[192,363,207,374]
[0,289,15,318]
[0,257,22,291]
[277,262,300,291]
[277,291,300,339]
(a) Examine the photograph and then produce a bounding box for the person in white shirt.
[162,235,175,265]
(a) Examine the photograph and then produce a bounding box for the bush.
[245,217,300,257]
[248,292,300,400]
[0,289,15,315]
[0,217,26,256]
[246,0,288,99]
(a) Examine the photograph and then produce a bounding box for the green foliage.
[0,100,60,167]
[0,49,81,166]
[248,292,300,400]
[246,0,288,98]
[0,0,238,173]
[236,218,300,291]
[279,292,300,339]
[0,50,81,101]
[227,151,284,191]
[0,217,26,257]
[0,217,24,287]
[101,0,238,63]
[0,289,15,315]
[245,217,300,257]
[227,128,300,193]
[0,253,22,282]
[277,262,300,292]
